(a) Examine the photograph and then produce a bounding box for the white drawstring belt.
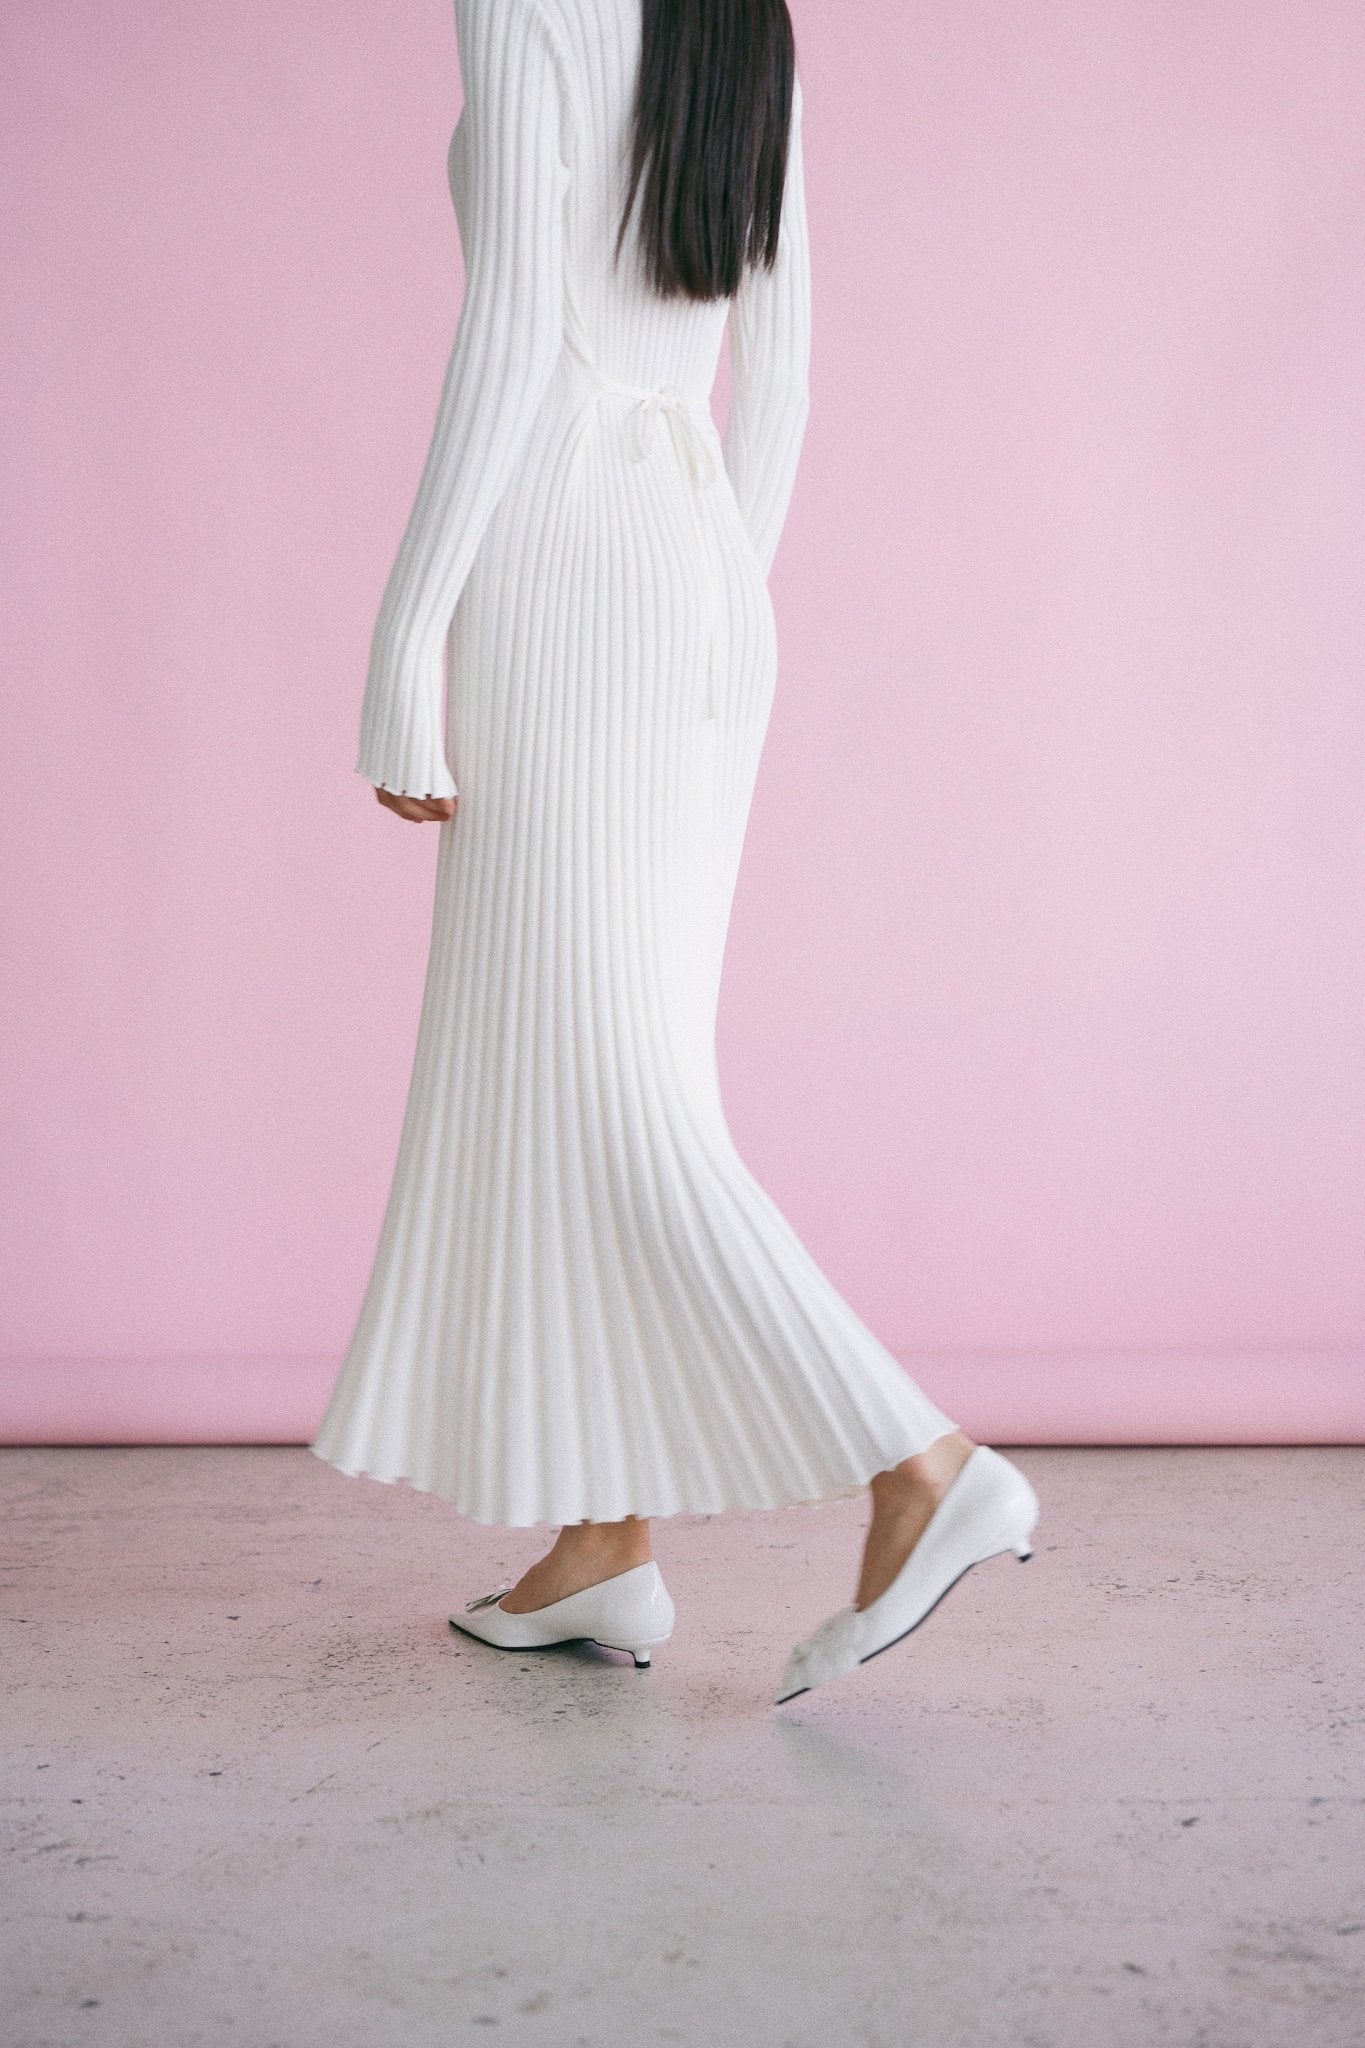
[622,382,718,490]
[566,334,723,721]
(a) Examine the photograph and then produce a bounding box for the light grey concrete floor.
[3,1445,1363,2048]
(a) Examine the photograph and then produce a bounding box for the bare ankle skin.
[855,1429,977,1610]
[498,1515,653,1613]
[495,1432,977,1617]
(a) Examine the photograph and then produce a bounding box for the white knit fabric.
[312,0,958,1526]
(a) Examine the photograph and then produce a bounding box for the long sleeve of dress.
[356,0,570,798]
[720,71,812,581]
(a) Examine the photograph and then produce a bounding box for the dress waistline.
[564,330,718,491]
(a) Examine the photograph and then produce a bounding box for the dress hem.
[306,1419,961,1530]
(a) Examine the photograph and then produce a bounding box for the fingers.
[375,789,458,823]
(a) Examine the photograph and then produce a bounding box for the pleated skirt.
[311,362,958,1526]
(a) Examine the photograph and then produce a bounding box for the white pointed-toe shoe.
[774,1445,1039,1704]
[449,1559,675,1669]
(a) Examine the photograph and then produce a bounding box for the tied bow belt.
[566,332,723,722]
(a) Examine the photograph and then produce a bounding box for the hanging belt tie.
[624,385,718,492]
[566,332,724,723]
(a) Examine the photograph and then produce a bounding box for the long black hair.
[615,0,797,304]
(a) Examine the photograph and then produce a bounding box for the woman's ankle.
[873,1430,976,1508]
[555,1516,652,1568]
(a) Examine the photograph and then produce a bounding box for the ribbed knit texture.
[313,0,957,1525]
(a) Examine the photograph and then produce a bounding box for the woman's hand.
[375,789,457,823]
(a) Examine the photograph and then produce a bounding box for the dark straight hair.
[615,0,797,304]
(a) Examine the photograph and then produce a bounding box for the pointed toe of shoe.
[774,1606,864,1704]
[449,1588,531,1652]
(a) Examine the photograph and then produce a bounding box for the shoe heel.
[597,1641,656,1669]
[1011,1539,1033,1560]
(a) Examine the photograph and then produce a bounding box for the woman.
[311,0,1039,1704]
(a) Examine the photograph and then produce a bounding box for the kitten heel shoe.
[775,1445,1040,1705]
[450,1558,675,1669]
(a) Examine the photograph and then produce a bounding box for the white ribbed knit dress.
[311,0,958,1527]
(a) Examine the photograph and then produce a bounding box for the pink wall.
[3,0,1362,1446]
